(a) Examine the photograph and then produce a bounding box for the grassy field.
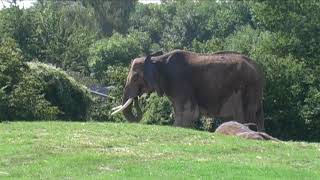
[0,122,320,179]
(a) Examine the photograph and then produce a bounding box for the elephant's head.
[111,51,164,122]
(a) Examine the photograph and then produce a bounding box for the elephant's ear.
[143,55,164,96]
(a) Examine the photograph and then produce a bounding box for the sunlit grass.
[1,121,319,179]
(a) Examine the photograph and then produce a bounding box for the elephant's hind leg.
[243,84,264,131]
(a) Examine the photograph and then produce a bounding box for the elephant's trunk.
[122,94,142,122]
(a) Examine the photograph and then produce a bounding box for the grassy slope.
[0,122,320,179]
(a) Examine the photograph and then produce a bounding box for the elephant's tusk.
[111,107,124,116]
[111,98,133,115]
[111,105,123,111]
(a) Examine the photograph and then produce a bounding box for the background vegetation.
[0,0,319,141]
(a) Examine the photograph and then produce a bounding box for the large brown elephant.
[111,50,265,131]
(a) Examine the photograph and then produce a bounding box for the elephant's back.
[215,121,252,135]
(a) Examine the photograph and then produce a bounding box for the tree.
[248,0,320,62]
[31,1,97,74]
[0,6,37,60]
[77,0,138,36]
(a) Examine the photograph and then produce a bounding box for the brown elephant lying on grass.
[215,121,279,141]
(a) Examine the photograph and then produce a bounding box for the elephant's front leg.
[173,99,200,128]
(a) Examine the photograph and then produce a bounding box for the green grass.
[1,122,320,179]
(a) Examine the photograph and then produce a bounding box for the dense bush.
[0,39,62,120]
[88,31,152,79]
[7,71,61,120]
[86,31,154,122]
[0,38,25,86]
[258,55,308,140]
[26,62,92,120]
[140,93,174,125]
[302,88,320,141]
[190,38,223,53]
[0,87,7,119]
[0,49,92,121]
[30,2,97,74]
[0,7,36,60]
[0,38,27,119]
[0,2,97,74]
[87,65,129,122]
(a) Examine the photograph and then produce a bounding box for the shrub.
[88,31,152,80]
[1,59,92,121]
[0,7,36,60]
[301,87,320,141]
[256,55,308,140]
[31,2,97,74]
[87,31,155,122]
[0,38,26,90]
[88,65,129,122]
[190,38,223,53]
[195,117,216,132]
[0,86,8,120]
[222,26,313,140]
[223,25,261,55]
[7,73,61,120]
[0,38,27,120]
[141,93,174,125]
[26,62,92,120]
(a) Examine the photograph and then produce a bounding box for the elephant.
[111,50,265,131]
[215,121,279,141]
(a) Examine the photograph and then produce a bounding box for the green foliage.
[141,93,174,125]
[204,1,251,39]
[78,0,138,35]
[88,65,129,122]
[0,7,36,60]
[0,38,26,89]
[248,0,320,61]
[0,51,92,121]
[89,31,151,79]
[224,25,261,54]
[30,2,97,74]
[190,38,223,53]
[7,73,61,120]
[26,62,92,120]
[257,55,308,140]
[0,38,24,120]
[195,117,217,132]
[130,1,251,50]
[302,88,320,141]
[222,24,319,140]
[0,86,7,119]
[130,3,173,43]
[0,2,97,73]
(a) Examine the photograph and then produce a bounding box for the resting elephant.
[215,121,278,141]
[111,50,265,131]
